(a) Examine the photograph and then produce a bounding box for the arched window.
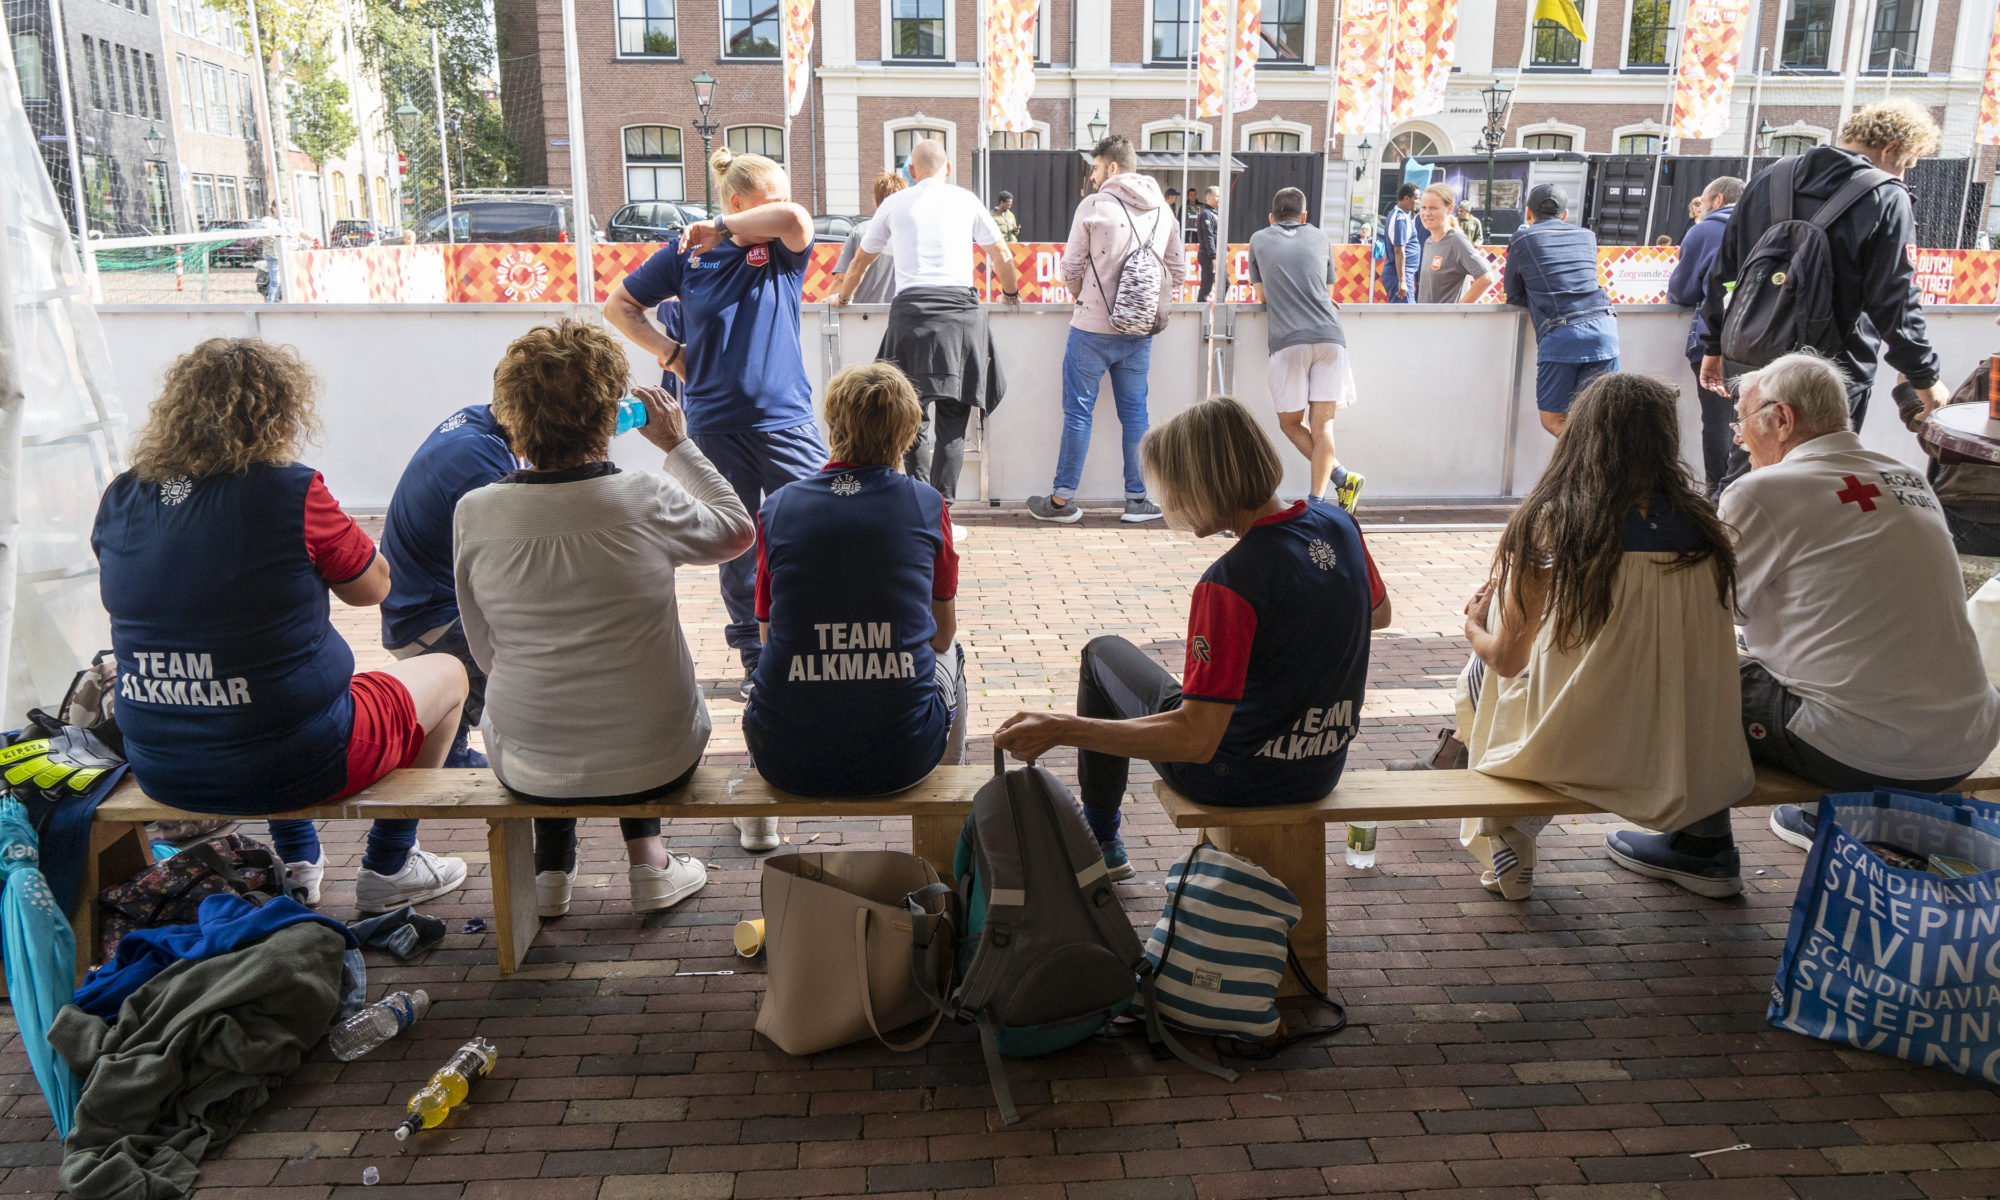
[1617,132,1662,154]
[330,170,348,219]
[1769,133,1820,156]
[375,176,388,219]
[1247,130,1302,152]
[1523,132,1574,151]
[990,129,1043,149]
[624,125,685,201]
[726,125,785,162]
[1149,129,1200,151]
[893,126,946,169]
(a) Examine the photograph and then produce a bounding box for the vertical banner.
[1196,0,1260,118]
[1979,0,2000,145]
[1387,0,1459,123]
[781,0,814,117]
[1334,0,1392,134]
[987,0,1038,133]
[1668,0,1753,139]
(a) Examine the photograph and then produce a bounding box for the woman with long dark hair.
[1444,373,1751,898]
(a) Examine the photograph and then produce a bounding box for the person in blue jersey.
[744,363,967,817]
[604,147,825,755]
[1504,184,1620,437]
[380,403,520,768]
[92,339,470,914]
[993,398,1392,879]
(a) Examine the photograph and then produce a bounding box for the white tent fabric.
[1,36,124,726]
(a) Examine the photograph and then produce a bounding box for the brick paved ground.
[5,507,1998,1200]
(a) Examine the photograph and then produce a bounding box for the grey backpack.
[907,751,1147,1124]
[1087,201,1171,336]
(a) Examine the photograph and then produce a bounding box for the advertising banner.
[781,0,813,117]
[1981,2,2000,146]
[1196,0,1261,118]
[1333,0,1392,135]
[987,0,1040,134]
[1668,0,1754,140]
[1387,0,1459,125]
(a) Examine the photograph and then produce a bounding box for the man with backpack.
[1697,98,1949,452]
[1027,133,1186,524]
[1667,175,1742,492]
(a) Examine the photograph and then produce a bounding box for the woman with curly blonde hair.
[94,338,471,913]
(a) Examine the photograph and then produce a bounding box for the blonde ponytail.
[710,146,787,203]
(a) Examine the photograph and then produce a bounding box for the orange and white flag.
[987,0,1039,134]
[1979,0,2000,145]
[1334,0,1392,135]
[1668,0,1753,140]
[1196,0,1260,119]
[1387,0,1459,124]
[781,0,814,117]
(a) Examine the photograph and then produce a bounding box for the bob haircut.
[824,363,922,467]
[129,337,321,482]
[491,319,629,467]
[1141,396,1282,533]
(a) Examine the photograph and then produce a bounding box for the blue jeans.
[1053,328,1152,502]
[263,254,281,302]
[692,423,829,666]
[267,819,417,875]
[1534,356,1619,414]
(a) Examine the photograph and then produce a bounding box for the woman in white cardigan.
[455,320,754,917]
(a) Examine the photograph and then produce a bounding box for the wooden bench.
[79,766,983,977]
[1156,752,2000,1000]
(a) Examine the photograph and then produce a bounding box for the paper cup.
[732,918,765,958]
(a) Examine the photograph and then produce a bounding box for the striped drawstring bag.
[1135,843,1300,1075]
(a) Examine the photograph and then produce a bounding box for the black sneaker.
[737,676,755,702]
[1027,494,1083,524]
[1120,499,1164,523]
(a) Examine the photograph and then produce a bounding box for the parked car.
[329,219,389,247]
[605,202,689,243]
[203,219,266,266]
[813,214,859,241]
[409,195,597,244]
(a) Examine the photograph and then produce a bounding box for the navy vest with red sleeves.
[744,463,954,796]
[92,464,365,814]
[1177,498,1384,807]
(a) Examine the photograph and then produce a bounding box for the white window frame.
[1143,0,1196,63]
[1764,122,1830,154]
[1255,0,1315,65]
[1240,117,1310,151]
[990,120,1052,149]
[1516,120,1586,151]
[724,123,785,162]
[720,0,781,60]
[1527,0,1596,67]
[1611,121,1665,154]
[1035,0,1052,63]
[615,0,680,58]
[880,0,955,62]
[1774,0,1848,71]
[884,114,954,172]
[1618,0,1681,70]
[621,122,687,203]
[1141,116,1209,151]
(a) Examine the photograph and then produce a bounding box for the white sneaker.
[354,845,468,914]
[630,853,707,913]
[536,868,577,917]
[735,816,780,852]
[950,521,970,543]
[285,853,327,907]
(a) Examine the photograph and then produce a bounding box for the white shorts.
[1268,342,1358,414]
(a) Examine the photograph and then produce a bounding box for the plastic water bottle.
[1345,822,1377,869]
[395,1038,500,1140]
[326,989,430,1061]
[615,395,649,434]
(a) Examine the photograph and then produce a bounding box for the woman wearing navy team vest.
[993,398,1392,879]
[92,339,471,913]
[743,364,968,818]
[605,149,827,812]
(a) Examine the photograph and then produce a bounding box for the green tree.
[357,0,521,217]
[290,54,359,170]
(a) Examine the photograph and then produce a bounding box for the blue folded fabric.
[72,892,357,1021]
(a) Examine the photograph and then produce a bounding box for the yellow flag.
[1534,0,1587,42]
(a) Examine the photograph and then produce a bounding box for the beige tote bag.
[753,850,950,1056]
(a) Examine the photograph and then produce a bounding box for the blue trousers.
[692,423,828,666]
[267,819,416,875]
[1053,328,1152,502]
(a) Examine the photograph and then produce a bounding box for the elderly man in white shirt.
[1608,352,2000,898]
[834,139,1021,509]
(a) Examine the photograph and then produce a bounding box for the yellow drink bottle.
[393,1038,499,1140]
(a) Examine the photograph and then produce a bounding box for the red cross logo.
[1836,475,1882,512]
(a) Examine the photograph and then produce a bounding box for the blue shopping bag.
[1769,789,2000,1085]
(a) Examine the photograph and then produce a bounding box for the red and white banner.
[1387,0,1459,124]
[1334,0,1393,135]
[1979,0,2000,145]
[781,0,813,117]
[1196,0,1260,119]
[986,0,1039,134]
[1668,0,1753,140]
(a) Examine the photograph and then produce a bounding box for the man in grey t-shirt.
[1246,187,1362,510]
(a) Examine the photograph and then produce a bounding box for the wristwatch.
[712,214,732,241]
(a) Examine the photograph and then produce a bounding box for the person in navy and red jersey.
[605,147,825,763]
[994,397,1391,878]
[743,363,968,834]
[380,402,520,768]
[92,339,471,914]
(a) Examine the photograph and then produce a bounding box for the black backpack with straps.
[1719,156,1896,370]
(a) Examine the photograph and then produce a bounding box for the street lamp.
[1478,79,1513,242]
[143,121,166,157]
[690,71,720,215]
[1088,110,1107,145]
[393,102,423,211]
[1756,120,1776,157]
[1354,137,1371,181]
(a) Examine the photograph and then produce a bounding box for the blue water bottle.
[615,395,649,434]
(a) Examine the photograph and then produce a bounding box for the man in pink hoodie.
[1028,134,1188,525]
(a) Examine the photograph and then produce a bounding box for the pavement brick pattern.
[4,508,1996,1200]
